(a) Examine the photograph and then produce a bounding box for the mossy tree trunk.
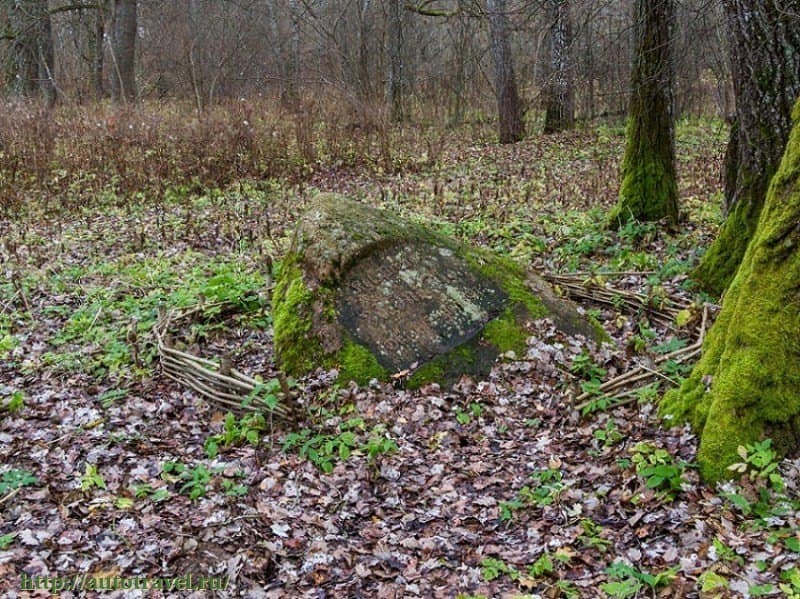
[608,0,678,228]
[486,0,525,144]
[692,0,800,296]
[661,99,800,484]
[542,0,574,134]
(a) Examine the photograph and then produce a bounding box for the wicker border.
[154,302,298,421]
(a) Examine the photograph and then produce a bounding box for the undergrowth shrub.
[0,96,412,217]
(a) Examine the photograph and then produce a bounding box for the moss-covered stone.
[660,99,800,483]
[273,193,604,387]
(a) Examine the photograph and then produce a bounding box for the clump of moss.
[271,262,324,376]
[609,145,679,227]
[406,341,499,390]
[691,176,766,296]
[482,308,529,354]
[338,339,387,385]
[661,99,800,483]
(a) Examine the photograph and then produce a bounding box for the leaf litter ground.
[2,120,799,598]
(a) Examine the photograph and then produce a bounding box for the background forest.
[2,1,800,598]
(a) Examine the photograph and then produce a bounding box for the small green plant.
[628,322,657,353]
[130,483,170,501]
[363,431,399,461]
[161,461,212,500]
[80,464,107,491]
[480,557,518,582]
[593,420,623,447]
[697,570,729,593]
[282,419,397,473]
[711,537,743,565]
[527,552,554,578]
[555,580,580,598]
[577,519,611,552]
[0,469,39,494]
[1,390,25,412]
[581,391,613,416]
[728,439,784,492]
[633,382,660,404]
[602,561,678,597]
[240,377,285,411]
[282,428,359,473]
[630,442,687,500]
[502,468,567,511]
[0,532,16,549]
[205,411,267,458]
[570,350,606,380]
[499,497,524,522]
[221,478,249,497]
[780,567,800,597]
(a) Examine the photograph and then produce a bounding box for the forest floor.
[2,115,800,598]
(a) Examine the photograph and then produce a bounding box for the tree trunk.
[661,98,800,483]
[281,0,301,106]
[448,0,469,127]
[692,0,800,295]
[486,0,524,144]
[608,0,678,227]
[6,0,54,102]
[91,2,107,100]
[386,0,405,121]
[37,0,55,107]
[110,0,137,104]
[543,0,574,134]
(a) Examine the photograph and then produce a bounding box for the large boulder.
[272,193,604,387]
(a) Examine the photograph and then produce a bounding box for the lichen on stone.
[272,193,605,388]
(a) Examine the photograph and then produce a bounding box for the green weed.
[630,442,688,501]
[602,561,679,597]
[80,464,107,491]
[0,469,39,494]
[480,557,518,582]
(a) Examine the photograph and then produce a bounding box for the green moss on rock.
[273,193,605,389]
[483,308,529,354]
[338,338,388,385]
[661,99,800,483]
[271,262,326,375]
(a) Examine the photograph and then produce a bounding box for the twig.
[154,301,299,421]
[574,304,711,410]
[0,487,21,506]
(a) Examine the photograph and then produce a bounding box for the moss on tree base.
[691,181,764,297]
[660,100,800,483]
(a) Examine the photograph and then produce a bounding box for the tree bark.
[110,0,137,104]
[386,0,405,122]
[486,0,524,144]
[661,99,800,483]
[608,0,678,227]
[692,0,800,295]
[448,1,469,127]
[543,0,574,134]
[37,0,55,107]
[91,1,107,100]
[6,0,54,102]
